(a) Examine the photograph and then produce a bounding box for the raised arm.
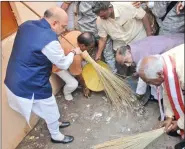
[42,40,81,70]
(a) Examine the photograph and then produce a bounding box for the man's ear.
[116,49,120,57]
[127,49,131,53]
[51,20,57,26]
[80,44,86,51]
[77,42,80,47]
[157,71,164,78]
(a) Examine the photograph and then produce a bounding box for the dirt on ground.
[16,85,180,149]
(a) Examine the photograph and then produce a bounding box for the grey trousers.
[103,37,117,73]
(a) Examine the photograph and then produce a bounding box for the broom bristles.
[94,127,165,149]
[81,51,137,111]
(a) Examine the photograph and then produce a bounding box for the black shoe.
[59,122,70,129]
[175,141,185,149]
[136,92,150,106]
[51,135,74,144]
[167,131,181,137]
[149,95,158,103]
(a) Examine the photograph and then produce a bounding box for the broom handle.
[21,2,41,18]
[21,2,76,48]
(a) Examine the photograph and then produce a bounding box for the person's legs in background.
[103,37,117,73]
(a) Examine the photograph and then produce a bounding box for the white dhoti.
[55,70,78,101]
[6,86,64,140]
[136,77,163,99]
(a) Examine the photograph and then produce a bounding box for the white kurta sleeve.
[42,40,74,70]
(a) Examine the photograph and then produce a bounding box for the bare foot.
[83,87,91,98]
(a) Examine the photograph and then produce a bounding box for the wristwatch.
[71,50,76,55]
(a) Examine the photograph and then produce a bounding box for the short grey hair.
[136,55,164,79]
[117,45,130,56]
[44,10,53,18]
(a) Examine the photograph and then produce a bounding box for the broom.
[94,127,165,149]
[81,51,137,111]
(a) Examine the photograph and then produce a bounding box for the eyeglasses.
[56,21,67,29]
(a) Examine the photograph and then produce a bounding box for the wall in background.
[2,2,64,149]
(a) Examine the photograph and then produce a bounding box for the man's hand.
[146,31,154,36]
[162,117,174,133]
[167,121,179,132]
[142,14,153,36]
[61,2,72,11]
[96,37,107,61]
[176,2,184,15]
[73,47,82,55]
[132,2,146,8]
[95,52,102,61]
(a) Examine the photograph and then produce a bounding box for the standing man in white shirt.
[58,1,118,73]
[4,7,81,144]
[92,2,152,61]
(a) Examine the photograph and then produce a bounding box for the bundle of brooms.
[94,127,165,149]
[81,50,137,111]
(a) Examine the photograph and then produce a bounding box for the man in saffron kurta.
[136,44,184,149]
[4,7,81,144]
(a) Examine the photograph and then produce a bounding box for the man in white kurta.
[136,44,184,149]
[4,7,81,144]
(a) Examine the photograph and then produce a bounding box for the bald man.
[4,7,81,144]
[136,44,184,149]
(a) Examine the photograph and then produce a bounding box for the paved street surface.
[16,78,180,149]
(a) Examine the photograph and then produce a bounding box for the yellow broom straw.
[94,127,165,149]
[81,50,137,111]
